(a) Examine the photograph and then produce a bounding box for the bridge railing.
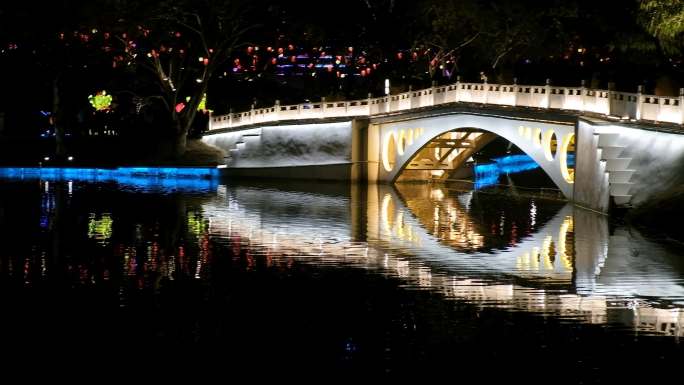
[209,79,684,131]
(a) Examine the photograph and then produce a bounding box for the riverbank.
[0,138,225,168]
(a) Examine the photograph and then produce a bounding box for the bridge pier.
[351,118,369,182]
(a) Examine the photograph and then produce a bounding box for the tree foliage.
[108,0,252,153]
[413,0,579,82]
[639,0,684,54]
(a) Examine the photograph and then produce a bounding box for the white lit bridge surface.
[210,80,684,131]
[203,85,684,213]
[199,183,684,337]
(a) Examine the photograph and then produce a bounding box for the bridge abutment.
[574,121,611,212]
[351,118,369,182]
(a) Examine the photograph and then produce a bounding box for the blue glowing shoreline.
[0,167,218,179]
[0,167,220,192]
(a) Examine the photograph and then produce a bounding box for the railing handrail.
[209,79,684,131]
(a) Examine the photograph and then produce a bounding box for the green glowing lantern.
[185,93,211,112]
[88,91,113,111]
[197,93,207,111]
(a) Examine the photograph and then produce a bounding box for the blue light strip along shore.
[0,167,220,192]
[0,167,219,180]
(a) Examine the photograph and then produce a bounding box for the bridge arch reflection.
[200,183,684,337]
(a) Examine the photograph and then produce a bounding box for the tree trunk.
[52,76,66,158]
[172,83,207,158]
[173,119,188,158]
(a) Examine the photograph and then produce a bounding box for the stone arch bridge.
[203,80,684,213]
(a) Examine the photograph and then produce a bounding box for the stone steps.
[597,133,621,147]
[612,195,632,206]
[596,132,634,207]
[599,146,625,159]
[609,182,633,196]
[608,170,635,183]
[604,158,632,171]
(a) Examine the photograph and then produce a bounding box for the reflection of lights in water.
[396,259,409,278]
[418,267,431,287]
[195,258,202,279]
[530,200,537,228]
[558,216,574,271]
[516,230,571,275]
[41,251,47,276]
[541,235,552,263]
[187,211,208,237]
[88,213,113,244]
[395,211,404,238]
[381,193,395,237]
[39,188,55,229]
[195,184,684,337]
[430,188,444,200]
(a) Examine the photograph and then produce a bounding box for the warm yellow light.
[397,130,406,156]
[542,129,556,161]
[541,235,552,268]
[559,133,575,183]
[558,216,574,271]
[533,128,542,147]
[430,188,445,200]
[381,193,394,236]
[382,131,397,172]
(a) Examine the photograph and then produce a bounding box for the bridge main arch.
[371,114,576,199]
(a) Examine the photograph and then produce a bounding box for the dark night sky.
[0,1,681,138]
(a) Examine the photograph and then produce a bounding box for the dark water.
[0,177,682,380]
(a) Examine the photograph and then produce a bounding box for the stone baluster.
[544,78,551,109]
[635,86,643,120]
[679,88,684,124]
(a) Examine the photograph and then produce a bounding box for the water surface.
[0,177,681,379]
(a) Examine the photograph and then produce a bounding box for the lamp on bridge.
[385,79,390,96]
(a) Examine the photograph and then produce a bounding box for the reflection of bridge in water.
[202,183,684,337]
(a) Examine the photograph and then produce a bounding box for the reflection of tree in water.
[394,183,566,253]
[0,181,223,302]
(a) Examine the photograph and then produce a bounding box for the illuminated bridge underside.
[400,129,497,181]
[375,114,576,199]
